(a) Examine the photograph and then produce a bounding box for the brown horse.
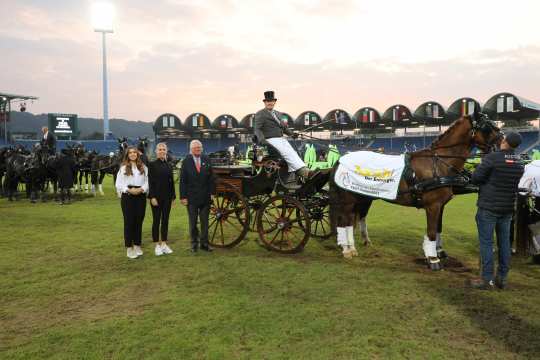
[328,114,501,270]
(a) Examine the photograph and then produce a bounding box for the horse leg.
[99,172,105,195]
[436,205,448,259]
[336,202,356,259]
[356,200,373,247]
[91,171,97,195]
[424,204,443,271]
[84,172,89,192]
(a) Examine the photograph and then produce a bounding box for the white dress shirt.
[115,163,149,195]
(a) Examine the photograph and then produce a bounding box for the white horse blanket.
[334,151,406,200]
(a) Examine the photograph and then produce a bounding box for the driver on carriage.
[253,90,315,180]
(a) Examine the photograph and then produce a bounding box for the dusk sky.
[2,0,540,122]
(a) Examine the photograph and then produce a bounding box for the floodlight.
[91,2,115,32]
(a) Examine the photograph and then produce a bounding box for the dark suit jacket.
[148,159,176,201]
[41,132,56,150]
[180,154,215,206]
[253,108,293,143]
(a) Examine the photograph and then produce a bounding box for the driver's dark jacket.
[471,149,524,214]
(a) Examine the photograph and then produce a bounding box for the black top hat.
[263,91,277,102]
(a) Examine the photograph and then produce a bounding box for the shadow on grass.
[429,284,540,357]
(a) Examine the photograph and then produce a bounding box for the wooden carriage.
[208,151,332,253]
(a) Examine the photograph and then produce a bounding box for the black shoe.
[200,246,213,252]
[495,276,507,290]
[468,278,494,290]
[191,246,198,253]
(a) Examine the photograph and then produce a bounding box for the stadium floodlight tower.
[91,2,115,140]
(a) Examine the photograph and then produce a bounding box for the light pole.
[92,2,115,140]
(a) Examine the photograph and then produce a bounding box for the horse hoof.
[350,249,358,256]
[437,250,448,259]
[342,250,353,259]
[427,258,442,271]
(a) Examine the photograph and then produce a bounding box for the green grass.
[1,177,540,359]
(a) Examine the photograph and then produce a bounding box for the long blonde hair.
[122,146,145,176]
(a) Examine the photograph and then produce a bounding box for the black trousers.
[151,197,172,242]
[121,193,147,247]
[187,203,210,248]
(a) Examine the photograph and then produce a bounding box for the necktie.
[195,157,201,173]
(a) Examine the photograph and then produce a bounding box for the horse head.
[117,137,129,153]
[469,112,502,152]
[137,137,149,153]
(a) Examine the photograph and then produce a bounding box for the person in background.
[56,148,76,205]
[148,142,175,256]
[180,140,215,253]
[40,126,56,155]
[116,146,149,259]
[469,132,524,290]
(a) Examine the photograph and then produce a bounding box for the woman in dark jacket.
[148,142,176,256]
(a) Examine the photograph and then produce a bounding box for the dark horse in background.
[329,114,501,270]
[91,137,129,195]
[73,143,97,193]
[137,136,149,165]
[91,137,128,195]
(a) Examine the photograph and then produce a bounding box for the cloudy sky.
[2,0,540,122]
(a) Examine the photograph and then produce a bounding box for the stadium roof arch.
[294,111,323,131]
[153,113,184,138]
[240,113,255,131]
[482,92,540,121]
[322,109,354,130]
[413,101,448,126]
[352,107,382,129]
[184,113,212,133]
[381,104,414,127]
[447,97,481,121]
[211,114,240,132]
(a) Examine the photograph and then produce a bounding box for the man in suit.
[41,126,56,155]
[180,140,215,252]
[254,90,313,179]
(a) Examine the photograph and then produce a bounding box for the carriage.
[207,143,332,253]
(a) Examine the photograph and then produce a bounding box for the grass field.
[1,177,540,360]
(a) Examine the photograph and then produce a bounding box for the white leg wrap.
[436,233,442,250]
[347,225,358,256]
[337,227,347,247]
[423,235,437,258]
[346,226,355,247]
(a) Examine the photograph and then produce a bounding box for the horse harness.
[399,115,499,208]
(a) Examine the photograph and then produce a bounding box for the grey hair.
[190,139,203,150]
[155,142,168,151]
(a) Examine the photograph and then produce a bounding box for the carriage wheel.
[246,193,272,232]
[257,195,310,254]
[297,190,333,240]
[208,181,249,248]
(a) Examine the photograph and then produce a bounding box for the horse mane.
[429,115,471,149]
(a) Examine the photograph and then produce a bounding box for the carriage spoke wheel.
[208,181,249,248]
[297,190,333,240]
[246,194,271,232]
[257,195,310,254]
